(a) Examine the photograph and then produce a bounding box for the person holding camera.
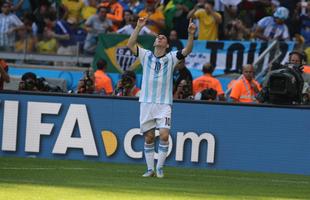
[113,70,140,97]
[230,64,261,103]
[173,79,193,100]
[257,51,307,105]
[193,63,225,101]
[77,70,96,94]
[18,72,38,91]
[94,59,113,95]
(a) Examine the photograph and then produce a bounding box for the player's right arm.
[127,17,147,56]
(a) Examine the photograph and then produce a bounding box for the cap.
[273,6,289,20]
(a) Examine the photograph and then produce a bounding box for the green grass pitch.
[0,157,309,200]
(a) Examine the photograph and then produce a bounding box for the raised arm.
[127,17,147,55]
[181,18,196,57]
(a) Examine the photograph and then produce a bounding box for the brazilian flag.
[93,33,155,73]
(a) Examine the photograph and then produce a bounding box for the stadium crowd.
[1,0,310,105]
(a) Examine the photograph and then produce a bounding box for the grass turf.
[0,157,309,200]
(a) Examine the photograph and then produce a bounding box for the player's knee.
[159,130,169,142]
[144,130,155,143]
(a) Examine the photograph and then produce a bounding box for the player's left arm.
[181,18,196,58]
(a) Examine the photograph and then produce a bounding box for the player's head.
[153,34,170,50]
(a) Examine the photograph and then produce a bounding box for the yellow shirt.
[138,9,165,34]
[81,6,97,21]
[194,9,221,40]
[62,0,84,22]
[36,39,57,54]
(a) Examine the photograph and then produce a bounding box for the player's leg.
[142,128,156,177]
[156,128,169,178]
[155,104,171,178]
[140,103,156,177]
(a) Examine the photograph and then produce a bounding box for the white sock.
[144,143,154,171]
[156,140,169,170]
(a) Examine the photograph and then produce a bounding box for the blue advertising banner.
[0,92,309,175]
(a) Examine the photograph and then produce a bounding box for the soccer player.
[127,17,196,178]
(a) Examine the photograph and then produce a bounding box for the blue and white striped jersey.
[137,47,180,105]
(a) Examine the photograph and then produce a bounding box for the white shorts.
[140,103,172,133]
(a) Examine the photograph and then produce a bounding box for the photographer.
[113,70,140,97]
[18,72,38,91]
[257,51,305,105]
[173,79,193,100]
[77,70,96,94]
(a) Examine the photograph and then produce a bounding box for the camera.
[257,63,304,105]
[120,74,133,89]
[36,77,63,92]
[200,88,217,100]
[83,70,94,90]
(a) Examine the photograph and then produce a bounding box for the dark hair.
[206,0,215,7]
[97,59,107,70]
[43,11,57,21]
[289,51,304,64]
[202,63,214,74]
[122,70,136,80]
[21,72,37,81]
[158,32,171,45]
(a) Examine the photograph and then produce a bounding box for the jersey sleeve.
[137,46,148,67]
[170,51,182,69]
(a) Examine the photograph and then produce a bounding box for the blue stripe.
[167,54,174,104]
[143,52,153,102]
[160,60,169,103]
[151,58,159,102]
[144,149,155,153]
[158,145,169,152]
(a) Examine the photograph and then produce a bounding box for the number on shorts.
[165,117,171,126]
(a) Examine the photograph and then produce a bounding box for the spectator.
[100,0,124,31]
[229,64,261,103]
[117,15,155,35]
[0,59,10,90]
[294,2,310,48]
[83,6,113,54]
[224,19,250,40]
[173,59,193,100]
[138,0,165,34]
[164,0,194,39]
[254,6,290,41]
[61,0,84,23]
[119,9,134,29]
[0,1,24,51]
[187,0,222,40]
[67,17,87,53]
[36,28,57,55]
[14,28,35,53]
[43,12,77,66]
[94,59,113,95]
[81,0,98,21]
[11,0,32,18]
[192,63,225,101]
[113,70,140,97]
[168,29,183,51]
